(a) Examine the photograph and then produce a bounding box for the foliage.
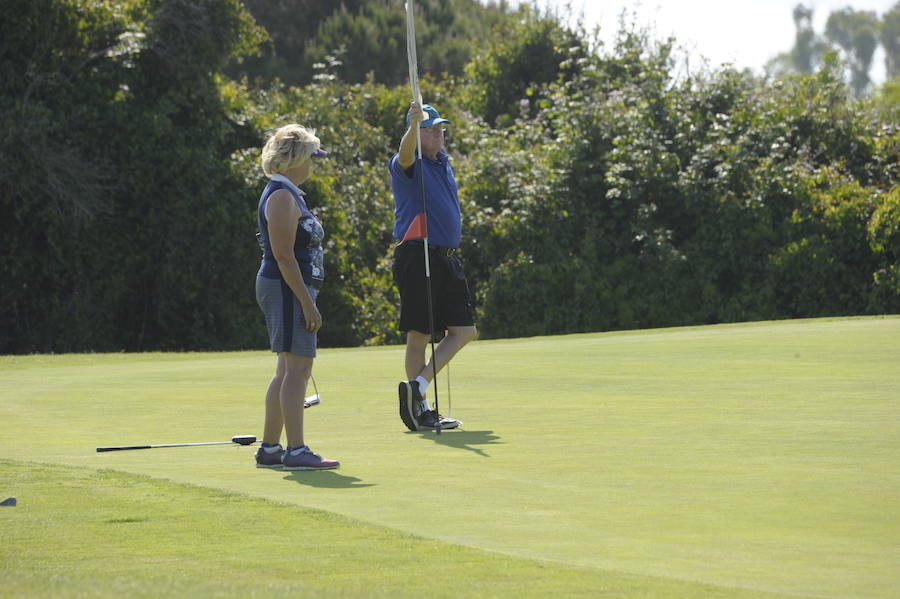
[867,185,900,313]
[228,0,512,88]
[883,2,900,79]
[767,5,830,76]
[870,76,900,122]
[1,0,897,352]
[462,4,591,127]
[825,7,880,95]
[456,22,899,339]
[768,3,900,97]
[0,0,266,352]
[1,0,130,351]
[220,63,409,347]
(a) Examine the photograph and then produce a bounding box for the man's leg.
[405,330,430,381]
[398,332,427,431]
[396,246,478,430]
[400,329,443,431]
[400,325,477,429]
[414,325,477,383]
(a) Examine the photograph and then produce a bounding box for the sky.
[513,0,896,83]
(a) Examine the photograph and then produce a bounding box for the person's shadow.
[281,470,375,489]
[407,429,502,457]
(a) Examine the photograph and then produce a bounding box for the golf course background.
[5,0,899,355]
[2,316,898,597]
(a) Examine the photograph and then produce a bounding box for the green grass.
[0,462,788,598]
[1,316,898,598]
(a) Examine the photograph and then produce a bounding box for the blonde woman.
[254,124,339,470]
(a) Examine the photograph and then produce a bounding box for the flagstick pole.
[406,0,441,432]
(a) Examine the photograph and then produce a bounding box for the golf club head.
[231,435,257,446]
[304,394,320,408]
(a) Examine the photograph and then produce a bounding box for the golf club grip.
[96,445,152,452]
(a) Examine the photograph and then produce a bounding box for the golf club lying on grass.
[97,435,257,452]
[96,394,321,452]
[97,393,321,452]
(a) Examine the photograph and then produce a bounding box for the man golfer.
[390,101,477,431]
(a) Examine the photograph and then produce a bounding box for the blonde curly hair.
[260,124,322,176]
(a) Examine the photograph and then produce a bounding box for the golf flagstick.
[405,0,441,434]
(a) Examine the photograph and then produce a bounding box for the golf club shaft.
[97,440,238,452]
[97,435,256,452]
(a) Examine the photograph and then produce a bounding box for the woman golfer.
[254,124,339,470]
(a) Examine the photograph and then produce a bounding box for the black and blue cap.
[406,104,451,128]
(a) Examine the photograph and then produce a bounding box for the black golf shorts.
[392,242,475,334]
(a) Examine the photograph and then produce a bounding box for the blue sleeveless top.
[257,177,325,288]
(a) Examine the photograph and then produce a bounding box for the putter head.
[231,435,257,446]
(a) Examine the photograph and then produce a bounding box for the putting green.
[1,317,898,598]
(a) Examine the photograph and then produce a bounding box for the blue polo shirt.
[389,149,461,247]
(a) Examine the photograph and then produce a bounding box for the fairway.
[2,317,898,598]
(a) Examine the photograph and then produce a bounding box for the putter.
[305,374,321,408]
[96,434,257,452]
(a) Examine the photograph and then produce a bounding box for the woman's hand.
[301,300,322,332]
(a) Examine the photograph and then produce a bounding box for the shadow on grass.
[406,429,503,457]
[281,470,376,489]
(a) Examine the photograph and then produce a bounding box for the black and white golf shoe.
[398,380,420,431]
[416,410,461,431]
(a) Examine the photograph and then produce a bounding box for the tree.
[0,0,131,351]
[462,4,591,127]
[2,0,897,353]
[882,2,900,80]
[463,30,899,339]
[228,0,511,87]
[825,7,880,96]
[767,4,828,76]
[769,3,893,97]
[0,0,268,352]
[789,4,831,73]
